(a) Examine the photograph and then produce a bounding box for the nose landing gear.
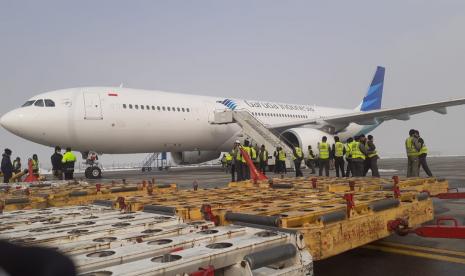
[82,151,103,179]
[85,166,102,179]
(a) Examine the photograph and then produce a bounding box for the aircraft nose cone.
[0,111,17,132]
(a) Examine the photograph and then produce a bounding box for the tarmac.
[81,156,465,276]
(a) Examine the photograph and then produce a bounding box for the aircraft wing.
[270,98,465,132]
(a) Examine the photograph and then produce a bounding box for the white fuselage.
[0,87,366,154]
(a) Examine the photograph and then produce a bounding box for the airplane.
[1,66,465,178]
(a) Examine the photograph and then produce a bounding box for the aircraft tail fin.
[356,66,385,111]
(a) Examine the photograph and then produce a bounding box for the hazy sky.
[1,1,465,168]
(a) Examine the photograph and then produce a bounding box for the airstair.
[212,109,295,168]
[141,152,163,171]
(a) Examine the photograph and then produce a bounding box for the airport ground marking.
[364,244,465,265]
[375,241,465,257]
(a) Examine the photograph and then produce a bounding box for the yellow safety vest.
[260,150,268,161]
[250,147,257,160]
[319,142,329,159]
[351,141,366,160]
[32,159,39,170]
[405,137,419,157]
[420,145,428,155]
[225,153,233,161]
[293,147,303,160]
[232,148,241,162]
[367,143,378,158]
[62,152,77,163]
[335,142,344,157]
[242,146,251,163]
[278,150,286,161]
[345,143,352,158]
[368,150,378,158]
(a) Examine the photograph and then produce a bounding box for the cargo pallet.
[0,181,176,211]
[0,205,312,276]
[0,177,452,264]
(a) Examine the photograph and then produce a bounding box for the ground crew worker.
[242,140,251,180]
[221,154,227,171]
[273,149,278,174]
[231,140,242,182]
[51,146,63,180]
[258,145,268,175]
[318,137,330,177]
[277,147,287,174]
[62,148,77,180]
[12,157,22,182]
[251,144,259,172]
[292,145,304,177]
[1,148,13,183]
[351,136,368,177]
[405,129,421,177]
[345,138,353,177]
[365,135,380,177]
[224,152,233,173]
[329,143,335,170]
[31,154,40,177]
[306,145,316,174]
[333,136,345,177]
[13,157,21,174]
[418,137,433,177]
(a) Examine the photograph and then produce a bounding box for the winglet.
[358,66,385,111]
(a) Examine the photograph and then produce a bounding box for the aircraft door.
[83,92,103,120]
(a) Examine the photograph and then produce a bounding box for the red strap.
[239,147,268,181]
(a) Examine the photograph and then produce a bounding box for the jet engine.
[281,128,335,151]
[171,151,222,165]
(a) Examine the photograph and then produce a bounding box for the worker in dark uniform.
[345,138,353,177]
[258,145,268,175]
[365,135,380,177]
[51,146,64,180]
[333,136,346,177]
[231,141,239,182]
[277,147,287,174]
[293,145,304,177]
[273,149,278,174]
[318,136,330,177]
[12,157,22,182]
[418,137,433,177]
[1,148,13,183]
[12,157,21,174]
[306,145,316,174]
[61,148,77,180]
[329,143,335,170]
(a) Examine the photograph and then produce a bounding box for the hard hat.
[235,140,240,144]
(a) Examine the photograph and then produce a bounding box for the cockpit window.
[22,100,35,107]
[34,99,45,107]
[44,99,55,107]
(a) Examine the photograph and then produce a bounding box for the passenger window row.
[122,104,190,113]
[251,112,308,119]
[22,99,55,107]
